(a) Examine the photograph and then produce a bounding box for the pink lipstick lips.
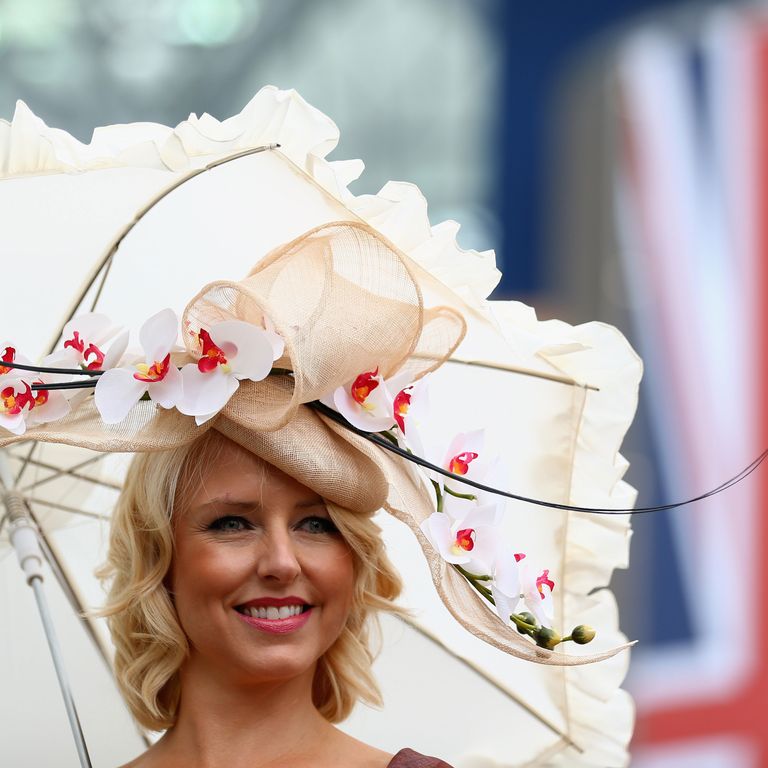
[234,596,313,634]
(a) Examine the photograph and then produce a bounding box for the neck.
[153,658,332,768]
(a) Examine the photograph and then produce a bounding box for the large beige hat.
[0,215,630,667]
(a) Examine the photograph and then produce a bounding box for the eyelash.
[207,515,339,535]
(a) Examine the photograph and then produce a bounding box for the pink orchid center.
[33,382,49,407]
[197,329,229,373]
[451,527,476,555]
[1,387,19,414]
[64,331,85,354]
[0,346,16,375]
[350,368,380,407]
[83,343,105,371]
[536,569,555,599]
[2,384,32,415]
[134,353,172,383]
[449,451,479,476]
[393,387,412,431]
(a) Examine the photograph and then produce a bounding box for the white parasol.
[0,87,639,767]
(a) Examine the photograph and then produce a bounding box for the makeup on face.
[235,595,314,634]
[170,438,355,683]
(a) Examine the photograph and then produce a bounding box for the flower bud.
[571,625,596,644]
[515,612,537,634]
[534,627,562,650]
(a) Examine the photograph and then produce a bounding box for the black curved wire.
[30,381,97,391]
[1,360,104,376]
[308,400,768,516]
[4,359,765,516]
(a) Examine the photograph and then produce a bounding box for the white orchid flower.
[24,361,72,428]
[59,312,129,371]
[442,432,509,520]
[490,548,523,626]
[441,430,488,493]
[176,320,277,425]
[0,347,71,429]
[0,344,21,380]
[0,378,34,435]
[0,344,44,381]
[95,309,183,425]
[491,551,556,629]
[402,416,500,517]
[25,387,71,427]
[36,348,93,411]
[392,375,430,441]
[390,378,502,515]
[323,367,404,433]
[518,555,556,628]
[420,503,501,573]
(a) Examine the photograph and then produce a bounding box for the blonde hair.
[96,429,405,731]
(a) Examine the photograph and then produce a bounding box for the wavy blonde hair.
[96,429,405,731]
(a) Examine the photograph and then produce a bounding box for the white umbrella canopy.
[0,87,639,767]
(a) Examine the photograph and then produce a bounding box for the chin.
[201,641,322,686]
[244,656,319,688]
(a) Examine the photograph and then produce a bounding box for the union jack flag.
[613,10,768,767]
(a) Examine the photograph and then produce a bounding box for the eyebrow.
[196,496,326,512]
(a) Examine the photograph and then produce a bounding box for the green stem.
[444,486,477,502]
[455,567,491,581]
[509,613,537,634]
[431,479,444,513]
[379,430,399,446]
[454,565,494,602]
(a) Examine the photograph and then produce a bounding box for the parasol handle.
[3,491,93,768]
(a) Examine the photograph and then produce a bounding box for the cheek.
[170,539,249,608]
[322,546,356,615]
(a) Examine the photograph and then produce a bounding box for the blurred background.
[1,0,764,765]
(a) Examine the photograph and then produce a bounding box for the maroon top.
[387,748,454,767]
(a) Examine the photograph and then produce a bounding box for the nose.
[255,526,301,583]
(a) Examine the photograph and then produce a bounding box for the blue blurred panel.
[486,0,686,295]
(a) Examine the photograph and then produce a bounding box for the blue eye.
[298,516,338,534]
[209,516,249,532]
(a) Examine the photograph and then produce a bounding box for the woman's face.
[169,439,355,687]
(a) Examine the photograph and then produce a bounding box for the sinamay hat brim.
[0,88,641,765]
[0,219,631,667]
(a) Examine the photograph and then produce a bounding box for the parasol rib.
[394,614,584,753]
[28,497,111,522]
[440,355,600,392]
[11,442,37,488]
[19,454,120,494]
[15,456,120,491]
[48,143,281,355]
[30,507,152,749]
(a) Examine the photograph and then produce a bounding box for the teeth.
[243,604,305,620]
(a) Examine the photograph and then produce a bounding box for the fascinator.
[0,88,640,766]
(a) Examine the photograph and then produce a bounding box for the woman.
[102,428,454,768]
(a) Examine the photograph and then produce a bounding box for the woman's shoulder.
[387,748,455,768]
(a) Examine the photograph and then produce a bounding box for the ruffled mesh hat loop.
[183,222,437,432]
